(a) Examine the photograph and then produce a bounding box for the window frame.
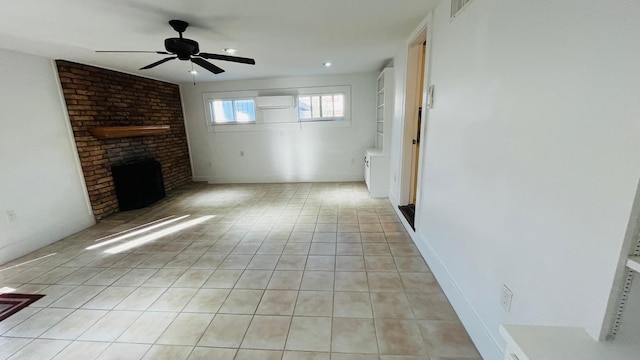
[203,85,351,133]
[205,96,257,126]
[297,93,346,122]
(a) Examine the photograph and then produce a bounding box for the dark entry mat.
[398,204,415,230]
[0,293,45,322]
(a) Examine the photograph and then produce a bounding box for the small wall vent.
[451,0,473,19]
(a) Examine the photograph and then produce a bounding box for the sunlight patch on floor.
[87,215,190,250]
[104,215,215,254]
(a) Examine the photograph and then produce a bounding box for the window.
[208,98,256,124]
[203,85,350,132]
[297,94,345,121]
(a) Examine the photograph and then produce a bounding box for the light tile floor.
[0,182,481,360]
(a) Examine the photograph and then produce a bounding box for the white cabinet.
[365,148,390,197]
[365,67,394,198]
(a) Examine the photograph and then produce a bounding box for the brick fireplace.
[56,60,192,219]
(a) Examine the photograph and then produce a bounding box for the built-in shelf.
[375,67,393,150]
[89,126,171,139]
[627,256,640,273]
[366,68,393,198]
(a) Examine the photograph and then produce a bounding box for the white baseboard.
[393,206,505,360]
[192,176,209,182]
[0,217,95,266]
[204,174,365,184]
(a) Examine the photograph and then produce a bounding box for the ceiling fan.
[97,20,255,75]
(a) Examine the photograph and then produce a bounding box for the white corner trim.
[179,86,197,184]
[393,206,505,360]
[50,59,95,220]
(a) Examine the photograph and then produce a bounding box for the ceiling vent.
[451,0,473,19]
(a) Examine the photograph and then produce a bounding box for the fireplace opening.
[111,159,166,211]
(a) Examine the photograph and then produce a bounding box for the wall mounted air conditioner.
[255,96,295,110]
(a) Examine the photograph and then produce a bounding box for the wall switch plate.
[501,284,513,312]
[5,210,16,223]
[427,85,435,109]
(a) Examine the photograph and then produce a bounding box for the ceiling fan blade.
[96,50,171,55]
[192,57,225,74]
[140,56,177,70]
[198,53,256,65]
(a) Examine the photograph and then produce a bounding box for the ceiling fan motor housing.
[97,19,254,74]
[165,38,199,60]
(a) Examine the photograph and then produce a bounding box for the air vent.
[451,0,472,19]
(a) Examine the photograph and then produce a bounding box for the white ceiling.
[0,0,440,83]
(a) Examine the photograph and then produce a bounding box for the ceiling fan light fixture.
[189,69,198,75]
[96,20,255,75]
[323,62,332,68]
[223,48,238,54]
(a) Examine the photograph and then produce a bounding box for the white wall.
[389,0,640,359]
[181,73,376,183]
[0,48,94,265]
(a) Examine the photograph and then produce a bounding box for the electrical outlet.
[501,284,513,312]
[5,210,16,223]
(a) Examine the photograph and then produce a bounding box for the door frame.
[409,41,426,205]
[398,17,432,231]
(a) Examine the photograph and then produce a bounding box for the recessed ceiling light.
[323,62,332,68]
[188,70,198,75]
[223,48,238,54]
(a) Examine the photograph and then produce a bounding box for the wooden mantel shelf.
[89,126,170,139]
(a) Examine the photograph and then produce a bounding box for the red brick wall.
[56,60,192,219]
